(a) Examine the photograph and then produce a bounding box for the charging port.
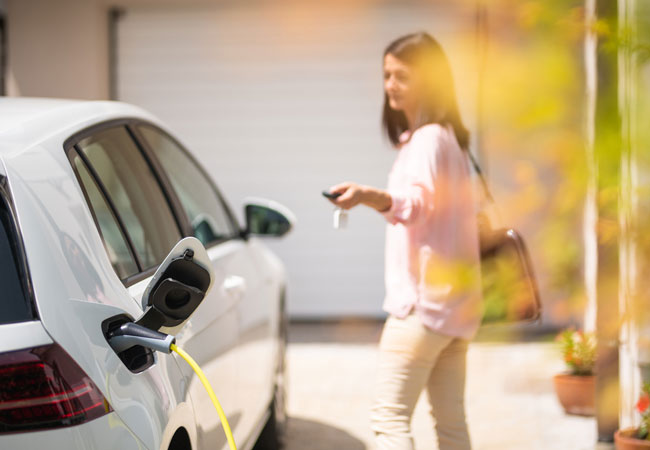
[102,314,155,373]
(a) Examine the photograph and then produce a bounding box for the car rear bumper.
[0,412,149,450]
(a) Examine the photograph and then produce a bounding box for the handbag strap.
[466,150,495,204]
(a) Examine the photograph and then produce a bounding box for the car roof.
[0,97,159,155]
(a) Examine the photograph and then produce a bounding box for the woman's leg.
[426,338,471,450]
[370,314,453,450]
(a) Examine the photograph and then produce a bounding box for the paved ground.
[284,321,611,450]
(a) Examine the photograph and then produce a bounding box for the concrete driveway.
[284,321,606,450]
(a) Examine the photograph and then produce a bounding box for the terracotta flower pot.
[615,428,650,450]
[553,373,595,416]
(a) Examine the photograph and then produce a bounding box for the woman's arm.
[326,181,432,226]
[326,182,392,212]
[328,125,441,224]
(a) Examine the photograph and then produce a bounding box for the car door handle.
[221,275,246,298]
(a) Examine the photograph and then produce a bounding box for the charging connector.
[108,322,175,354]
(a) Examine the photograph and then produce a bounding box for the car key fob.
[322,190,342,200]
[333,208,348,229]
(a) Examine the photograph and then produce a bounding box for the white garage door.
[115,2,478,318]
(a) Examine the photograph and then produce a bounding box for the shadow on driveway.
[285,417,367,450]
[289,319,383,345]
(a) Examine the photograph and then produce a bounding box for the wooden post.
[589,0,622,441]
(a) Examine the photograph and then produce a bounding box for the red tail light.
[0,344,112,434]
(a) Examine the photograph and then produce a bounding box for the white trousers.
[370,313,471,450]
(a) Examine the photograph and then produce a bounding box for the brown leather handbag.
[468,152,542,325]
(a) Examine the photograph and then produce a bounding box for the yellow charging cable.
[170,343,238,450]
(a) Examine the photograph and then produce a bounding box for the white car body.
[0,98,289,450]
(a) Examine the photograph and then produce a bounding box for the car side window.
[72,153,139,279]
[138,125,238,246]
[76,126,181,272]
[0,196,35,324]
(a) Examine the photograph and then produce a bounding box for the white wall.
[6,0,110,99]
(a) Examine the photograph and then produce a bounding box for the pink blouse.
[381,123,482,340]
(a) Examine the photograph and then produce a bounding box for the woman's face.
[383,53,420,114]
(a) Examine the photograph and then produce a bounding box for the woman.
[326,32,482,450]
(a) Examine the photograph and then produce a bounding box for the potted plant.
[553,329,596,416]
[614,383,650,449]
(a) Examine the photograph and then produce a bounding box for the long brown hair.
[382,32,469,150]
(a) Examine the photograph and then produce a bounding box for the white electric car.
[0,98,292,450]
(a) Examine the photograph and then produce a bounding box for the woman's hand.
[327,182,393,212]
[327,182,364,210]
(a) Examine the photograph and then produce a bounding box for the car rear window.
[0,196,35,324]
